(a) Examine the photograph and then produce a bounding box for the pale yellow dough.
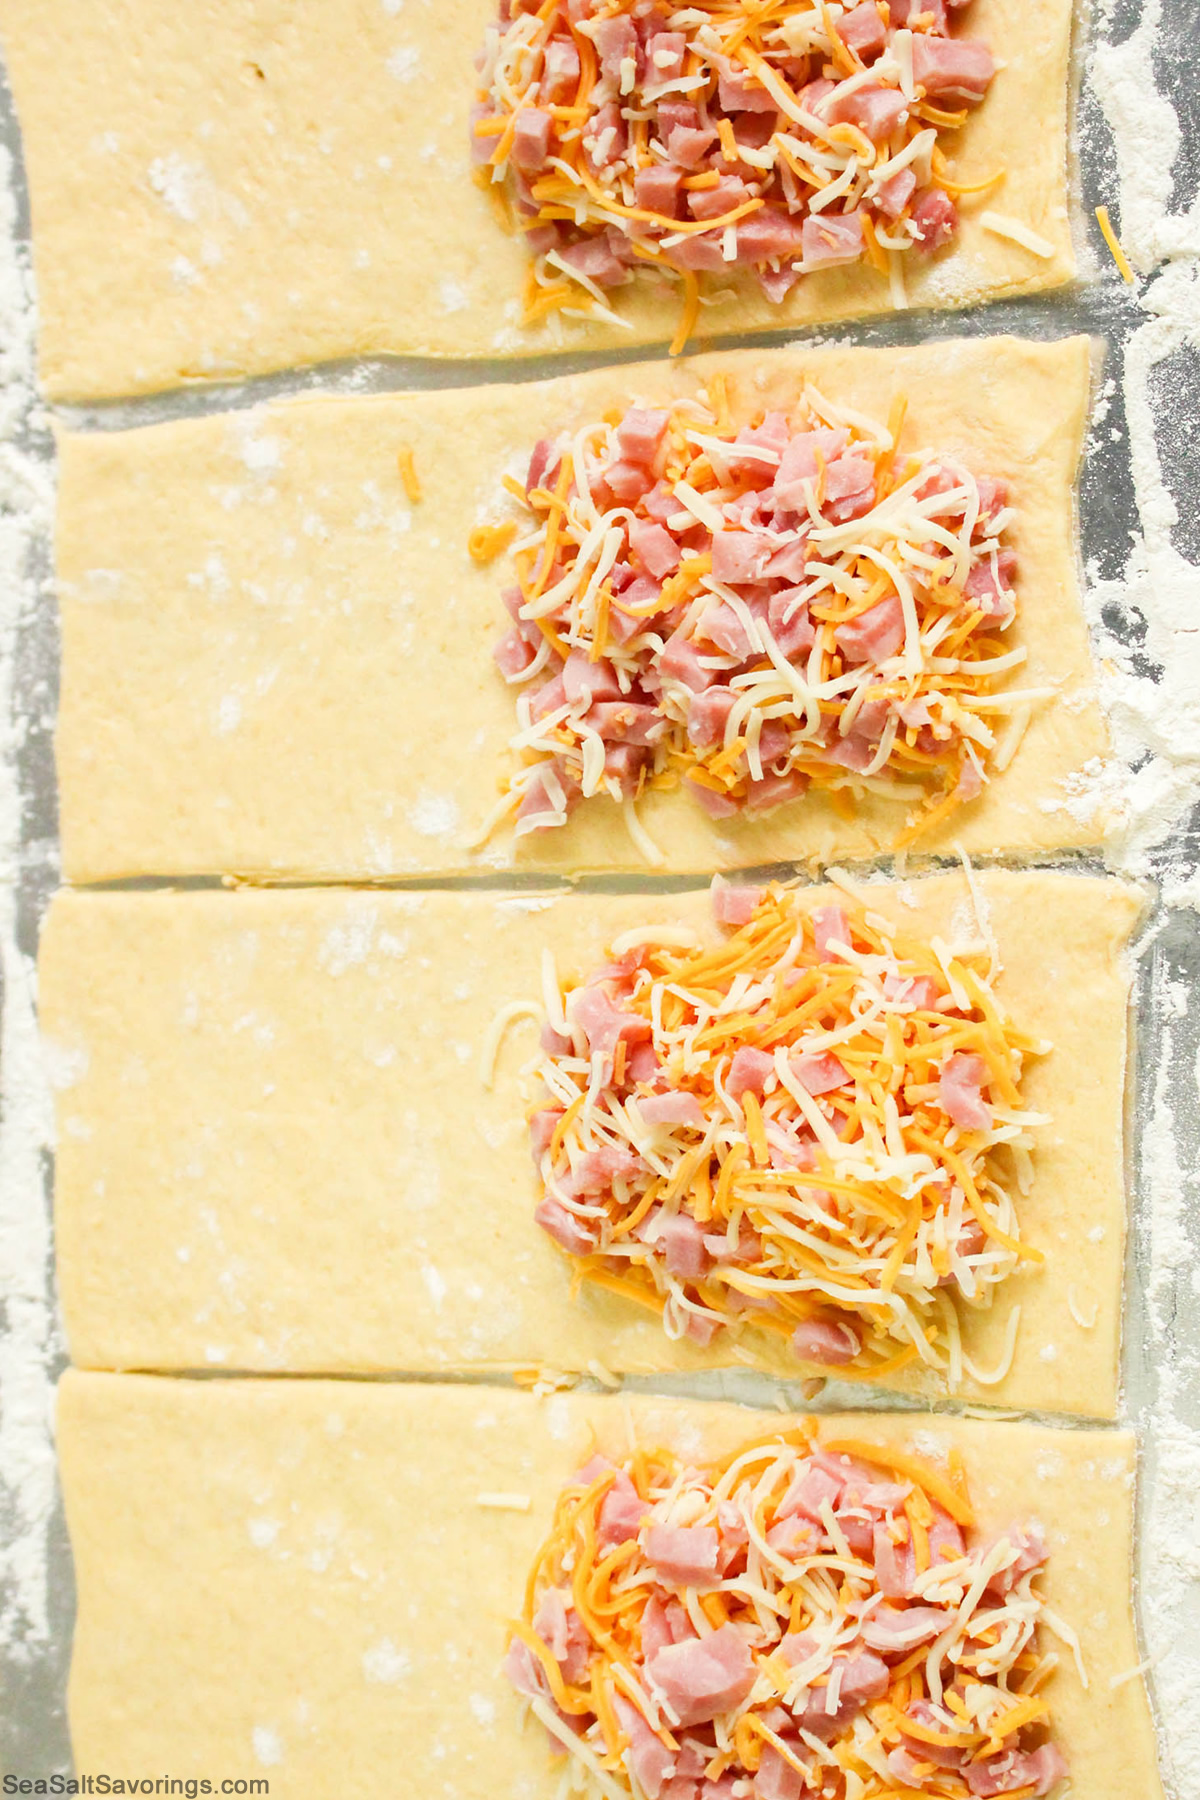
[58,1375,1164,1799]
[0,0,1075,401]
[55,336,1110,883]
[41,870,1142,1416]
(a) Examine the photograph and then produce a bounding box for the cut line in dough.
[40,869,1143,1417]
[54,335,1111,883]
[0,0,1076,401]
[57,1375,1166,1799]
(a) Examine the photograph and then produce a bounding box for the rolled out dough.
[0,0,1075,402]
[57,1375,1165,1799]
[54,335,1110,883]
[41,870,1143,1416]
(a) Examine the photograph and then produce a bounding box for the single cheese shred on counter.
[471,0,1000,342]
[488,386,1026,849]
[525,881,1050,1381]
[504,1427,1069,1799]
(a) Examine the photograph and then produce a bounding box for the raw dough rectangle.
[0,0,1076,401]
[55,335,1110,883]
[41,869,1142,1416]
[57,1374,1164,1799]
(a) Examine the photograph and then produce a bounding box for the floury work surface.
[0,0,1199,1789]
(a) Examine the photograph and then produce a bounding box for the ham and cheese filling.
[528,882,1048,1382]
[472,0,998,341]
[504,1431,1069,1799]
[490,385,1028,852]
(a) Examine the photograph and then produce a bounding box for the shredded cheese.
[396,444,422,504]
[979,211,1057,259]
[506,1426,1068,1799]
[1095,203,1136,284]
[524,883,1049,1380]
[474,0,1000,342]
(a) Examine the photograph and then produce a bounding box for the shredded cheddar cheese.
[487,385,1028,848]
[472,0,999,344]
[1095,204,1136,284]
[505,1427,1068,1799]
[397,444,422,504]
[522,882,1049,1380]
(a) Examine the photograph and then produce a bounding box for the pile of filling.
[489,383,1031,853]
[528,882,1047,1382]
[505,1430,1069,1798]
[472,0,998,339]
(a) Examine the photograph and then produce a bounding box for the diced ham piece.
[824,82,908,142]
[728,413,790,472]
[690,779,740,818]
[837,1,888,59]
[645,1525,720,1586]
[754,1747,807,1800]
[939,1051,992,1131]
[986,1525,1048,1592]
[764,538,809,581]
[535,1197,598,1256]
[640,1595,696,1661]
[517,759,579,829]
[823,452,877,522]
[964,549,1017,615]
[529,1107,562,1163]
[631,517,682,578]
[594,12,639,81]
[605,457,658,502]
[792,1317,861,1366]
[792,1051,847,1095]
[688,685,738,749]
[716,57,778,112]
[597,1480,648,1554]
[712,879,764,926]
[636,163,685,217]
[564,648,623,704]
[527,671,566,721]
[542,35,581,104]
[584,700,661,745]
[558,234,630,285]
[965,1745,1068,1798]
[613,1696,676,1800]
[503,1636,551,1702]
[796,1648,889,1736]
[646,1625,756,1725]
[744,769,808,813]
[728,1045,775,1098]
[570,985,653,1057]
[689,175,753,222]
[526,437,562,496]
[801,211,865,269]
[911,35,996,104]
[767,589,814,659]
[584,100,628,170]
[566,1145,644,1193]
[759,264,801,304]
[667,231,728,272]
[494,626,537,679]
[668,122,719,168]
[534,1587,592,1684]
[910,186,958,252]
[835,594,905,664]
[812,906,850,959]
[639,1092,705,1128]
[780,1461,843,1521]
[512,107,553,173]
[661,629,715,693]
[700,601,753,659]
[645,29,687,83]
[883,971,942,1010]
[651,1211,714,1279]
[773,427,850,509]
[874,166,917,220]
[711,528,774,584]
[736,207,807,264]
[619,408,670,467]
